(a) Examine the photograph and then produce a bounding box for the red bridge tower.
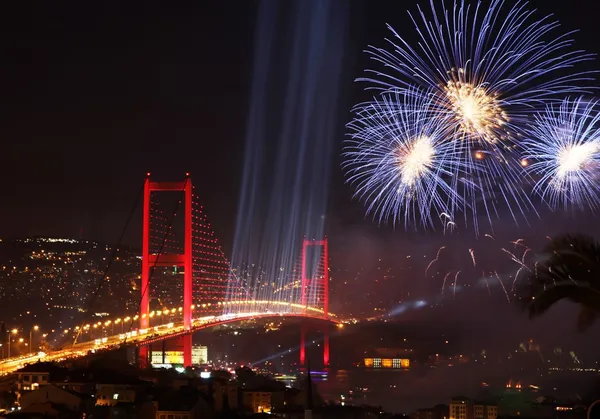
[139,174,193,367]
[299,238,330,367]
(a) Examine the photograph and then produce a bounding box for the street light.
[8,329,18,358]
[30,325,39,355]
[41,333,48,352]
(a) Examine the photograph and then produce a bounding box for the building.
[151,345,207,366]
[15,366,52,393]
[95,383,137,407]
[155,387,210,419]
[19,384,91,414]
[211,382,240,412]
[474,402,498,419]
[242,390,284,414]
[363,357,410,369]
[450,397,498,419]
[14,361,149,408]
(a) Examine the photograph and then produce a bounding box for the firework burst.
[344,90,469,228]
[523,97,600,211]
[355,0,594,231]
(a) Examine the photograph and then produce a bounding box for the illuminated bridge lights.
[63,301,335,340]
[0,311,340,376]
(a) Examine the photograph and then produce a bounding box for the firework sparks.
[453,270,461,296]
[558,142,599,177]
[442,271,453,294]
[512,265,528,292]
[425,246,446,277]
[344,89,468,228]
[483,270,491,296]
[510,238,526,248]
[445,80,508,142]
[523,97,600,211]
[399,135,435,186]
[494,271,511,303]
[353,0,594,232]
[468,249,476,267]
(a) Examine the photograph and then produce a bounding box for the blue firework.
[356,0,594,231]
[344,89,470,229]
[523,97,600,211]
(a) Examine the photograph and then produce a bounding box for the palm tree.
[519,233,600,332]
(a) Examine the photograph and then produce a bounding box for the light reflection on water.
[307,366,597,415]
[310,367,481,414]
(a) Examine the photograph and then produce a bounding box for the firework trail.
[453,270,461,297]
[483,270,491,296]
[510,239,526,248]
[501,248,528,269]
[468,249,476,267]
[442,271,453,295]
[425,246,446,277]
[522,97,600,211]
[512,265,528,292]
[350,0,594,233]
[494,270,511,303]
[484,234,495,241]
[344,89,470,228]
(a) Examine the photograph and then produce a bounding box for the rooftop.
[157,387,204,412]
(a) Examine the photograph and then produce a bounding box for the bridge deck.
[0,312,338,375]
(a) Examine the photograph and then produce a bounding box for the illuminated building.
[151,345,207,366]
[242,390,284,414]
[19,385,84,412]
[95,384,137,406]
[363,357,410,369]
[449,397,497,419]
[16,372,49,392]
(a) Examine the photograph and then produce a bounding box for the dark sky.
[1,0,599,244]
[3,0,600,342]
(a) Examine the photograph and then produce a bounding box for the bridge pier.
[299,238,330,368]
[182,334,192,368]
[299,323,330,368]
[300,324,306,366]
[323,328,329,367]
[138,345,149,369]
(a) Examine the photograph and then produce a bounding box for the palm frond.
[518,233,600,331]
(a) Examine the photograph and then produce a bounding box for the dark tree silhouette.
[519,234,600,331]
[234,366,256,386]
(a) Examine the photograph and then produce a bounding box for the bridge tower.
[300,238,330,367]
[140,173,193,367]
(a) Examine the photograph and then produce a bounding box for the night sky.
[1,0,599,243]
[2,1,600,345]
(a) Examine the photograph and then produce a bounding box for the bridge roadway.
[0,311,338,376]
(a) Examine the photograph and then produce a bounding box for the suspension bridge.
[0,174,336,372]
